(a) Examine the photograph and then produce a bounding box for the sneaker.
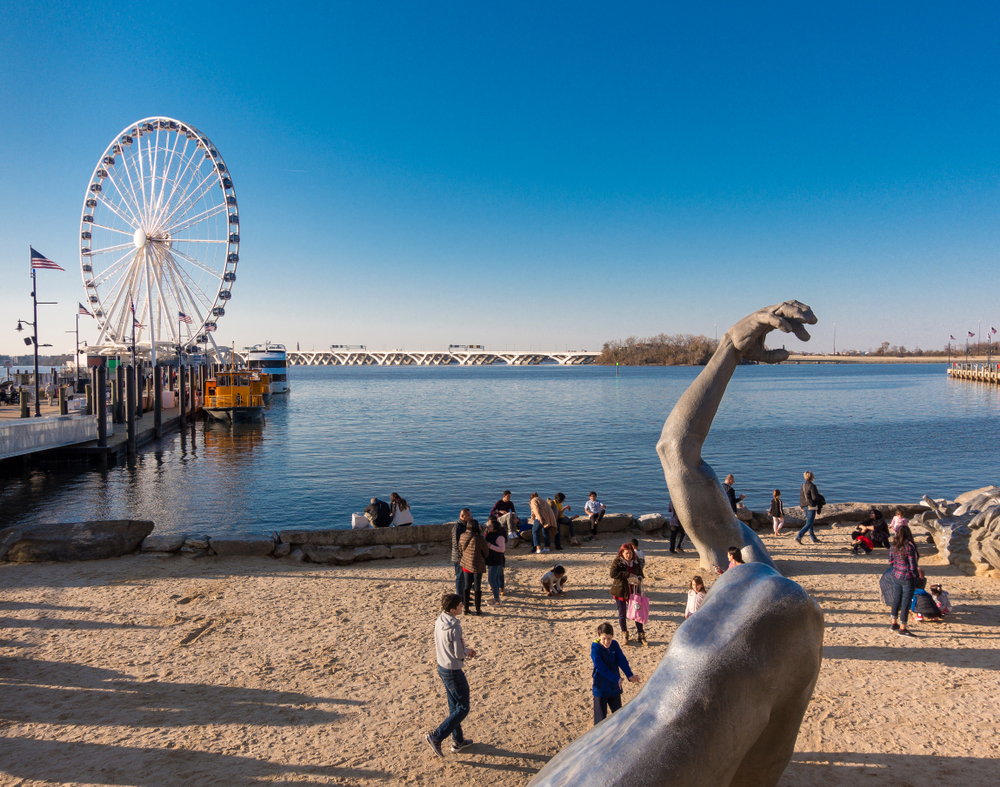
[425,733,443,758]
[813,537,822,543]
[898,629,917,638]
[795,537,803,544]
[451,738,475,753]
[890,622,900,631]
[535,547,542,554]
[543,548,550,553]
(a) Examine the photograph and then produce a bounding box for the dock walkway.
[948,363,1000,384]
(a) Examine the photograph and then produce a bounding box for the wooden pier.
[947,363,1000,384]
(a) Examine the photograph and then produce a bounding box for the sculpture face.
[528,301,824,787]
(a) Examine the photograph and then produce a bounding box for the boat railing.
[207,394,265,408]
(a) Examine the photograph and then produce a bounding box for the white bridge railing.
[237,350,600,366]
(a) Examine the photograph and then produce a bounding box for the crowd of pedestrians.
[425,471,948,757]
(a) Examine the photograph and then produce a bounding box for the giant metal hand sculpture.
[529,301,823,787]
[658,300,817,571]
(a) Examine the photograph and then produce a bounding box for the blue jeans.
[433,667,470,744]
[487,565,504,600]
[454,563,463,596]
[889,575,916,625]
[532,522,560,549]
[797,508,818,542]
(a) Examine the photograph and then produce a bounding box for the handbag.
[626,584,649,625]
[878,568,894,606]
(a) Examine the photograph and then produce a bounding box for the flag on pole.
[133,318,143,329]
[30,247,65,271]
[179,311,193,325]
[950,335,956,340]
[968,332,976,338]
[78,303,95,317]
[992,327,997,335]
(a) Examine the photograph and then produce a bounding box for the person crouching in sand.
[425,594,477,757]
[541,565,568,596]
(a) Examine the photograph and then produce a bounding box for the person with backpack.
[796,471,824,544]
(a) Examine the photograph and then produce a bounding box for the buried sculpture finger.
[527,563,824,787]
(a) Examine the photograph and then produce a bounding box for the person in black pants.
[668,501,686,553]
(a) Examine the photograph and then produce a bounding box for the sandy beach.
[1,524,998,787]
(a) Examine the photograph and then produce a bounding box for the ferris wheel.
[80,117,238,362]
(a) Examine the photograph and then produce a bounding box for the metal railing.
[206,394,264,408]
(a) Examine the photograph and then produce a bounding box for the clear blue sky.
[2,1,998,357]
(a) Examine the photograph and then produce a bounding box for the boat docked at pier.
[204,371,267,423]
[247,343,290,395]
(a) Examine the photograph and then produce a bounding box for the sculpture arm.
[656,301,817,570]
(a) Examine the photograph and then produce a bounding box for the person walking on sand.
[769,489,785,536]
[668,500,686,553]
[460,519,489,616]
[796,471,824,544]
[425,594,477,757]
[722,474,745,514]
[450,509,476,596]
[610,543,647,646]
[584,491,606,541]
[591,622,640,725]
[887,525,920,638]
[484,516,506,604]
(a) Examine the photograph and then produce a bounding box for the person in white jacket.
[425,594,477,757]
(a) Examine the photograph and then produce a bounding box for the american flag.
[992,327,997,335]
[968,332,976,338]
[30,247,64,271]
[133,317,143,329]
[950,335,956,340]
[78,303,94,317]
[179,311,193,325]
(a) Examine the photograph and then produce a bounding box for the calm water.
[2,364,998,538]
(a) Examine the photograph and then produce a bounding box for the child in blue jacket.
[591,622,640,724]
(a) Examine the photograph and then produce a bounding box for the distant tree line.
[597,334,718,366]
[595,335,989,366]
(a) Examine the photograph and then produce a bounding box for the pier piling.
[97,363,107,448]
[153,366,162,438]
[20,390,28,418]
[59,386,67,416]
[126,365,136,457]
[179,364,186,429]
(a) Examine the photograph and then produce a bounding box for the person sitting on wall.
[490,490,521,538]
[364,497,392,528]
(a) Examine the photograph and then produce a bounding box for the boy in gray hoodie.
[425,593,477,756]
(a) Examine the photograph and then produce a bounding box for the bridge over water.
[240,349,600,366]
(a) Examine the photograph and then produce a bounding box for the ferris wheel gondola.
[79,117,238,362]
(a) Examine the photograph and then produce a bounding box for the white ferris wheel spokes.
[80,117,239,362]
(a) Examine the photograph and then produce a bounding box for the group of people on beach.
[425,472,959,756]
[427,532,654,755]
